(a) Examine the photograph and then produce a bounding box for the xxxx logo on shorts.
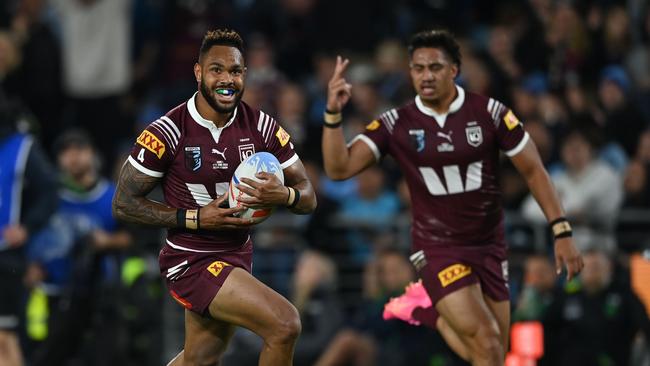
[438,263,472,287]
[206,261,231,277]
[137,130,165,158]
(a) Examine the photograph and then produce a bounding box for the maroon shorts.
[410,244,509,306]
[158,240,253,316]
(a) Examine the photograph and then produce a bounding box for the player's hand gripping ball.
[228,152,284,223]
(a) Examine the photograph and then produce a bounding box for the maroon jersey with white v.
[356,86,529,251]
[128,93,298,252]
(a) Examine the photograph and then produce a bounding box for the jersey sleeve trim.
[280,153,299,169]
[350,134,381,162]
[127,156,164,177]
[504,132,530,157]
[487,98,507,127]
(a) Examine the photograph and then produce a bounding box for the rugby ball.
[229,152,284,223]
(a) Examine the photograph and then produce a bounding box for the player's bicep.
[282,159,310,187]
[343,138,379,177]
[116,161,161,199]
[509,138,544,179]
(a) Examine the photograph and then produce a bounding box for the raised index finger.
[332,55,350,79]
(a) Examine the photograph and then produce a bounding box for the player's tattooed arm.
[112,162,179,228]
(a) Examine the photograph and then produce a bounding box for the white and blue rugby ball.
[229,152,284,223]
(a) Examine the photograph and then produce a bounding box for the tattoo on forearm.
[113,163,177,227]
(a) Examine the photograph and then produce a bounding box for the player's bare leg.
[167,311,236,366]
[208,267,301,366]
[435,283,503,366]
[436,315,470,361]
[483,296,510,353]
[0,330,23,366]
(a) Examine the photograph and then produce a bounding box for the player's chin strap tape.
[323,110,342,128]
[550,217,572,239]
[177,208,200,230]
[286,187,301,209]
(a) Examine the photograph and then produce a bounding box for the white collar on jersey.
[187,92,238,130]
[415,85,465,129]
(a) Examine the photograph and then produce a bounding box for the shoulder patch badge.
[438,263,472,287]
[276,126,290,147]
[137,130,165,159]
[504,110,521,130]
[366,120,380,131]
[207,261,231,277]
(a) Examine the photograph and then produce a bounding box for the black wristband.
[550,217,572,239]
[288,188,301,209]
[177,209,186,228]
[323,121,342,128]
[325,109,339,114]
[554,231,573,239]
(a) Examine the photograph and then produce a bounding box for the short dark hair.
[54,128,94,154]
[199,29,244,60]
[408,29,461,69]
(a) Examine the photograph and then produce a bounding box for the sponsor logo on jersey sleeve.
[438,263,472,287]
[275,126,291,147]
[504,110,521,130]
[366,120,380,131]
[207,261,231,277]
[184,146,202,172]
[465,126,483,147]
[137,130,166,158]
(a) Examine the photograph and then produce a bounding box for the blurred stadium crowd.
[1,0,650,365]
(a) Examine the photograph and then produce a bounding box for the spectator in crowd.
[28,129,132,366]
[339,166,400,264]
[316,248,452,366]
[513,255,557,322]
[50,0,132,170]
[276,82,308,152]
[522,128,623,253]
[542,249,650,366]
[599,65,648,158]
[2,0,62,152]
[0,95,57,366]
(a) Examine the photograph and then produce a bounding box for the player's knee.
[468,323,503,361]
[267,303,301,345]
[183,344,224,366]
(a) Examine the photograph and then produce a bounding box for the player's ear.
[450,63,459,79]
[194,63,201,83]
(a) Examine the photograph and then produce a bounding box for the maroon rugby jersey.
[128,93,298,252]
[356,86,528,251]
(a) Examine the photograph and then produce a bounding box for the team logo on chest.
[409,129,426,152]
[465,123,483,147]
[184,146,201,172]
[238,144,256,162]
[211,147,228,170]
